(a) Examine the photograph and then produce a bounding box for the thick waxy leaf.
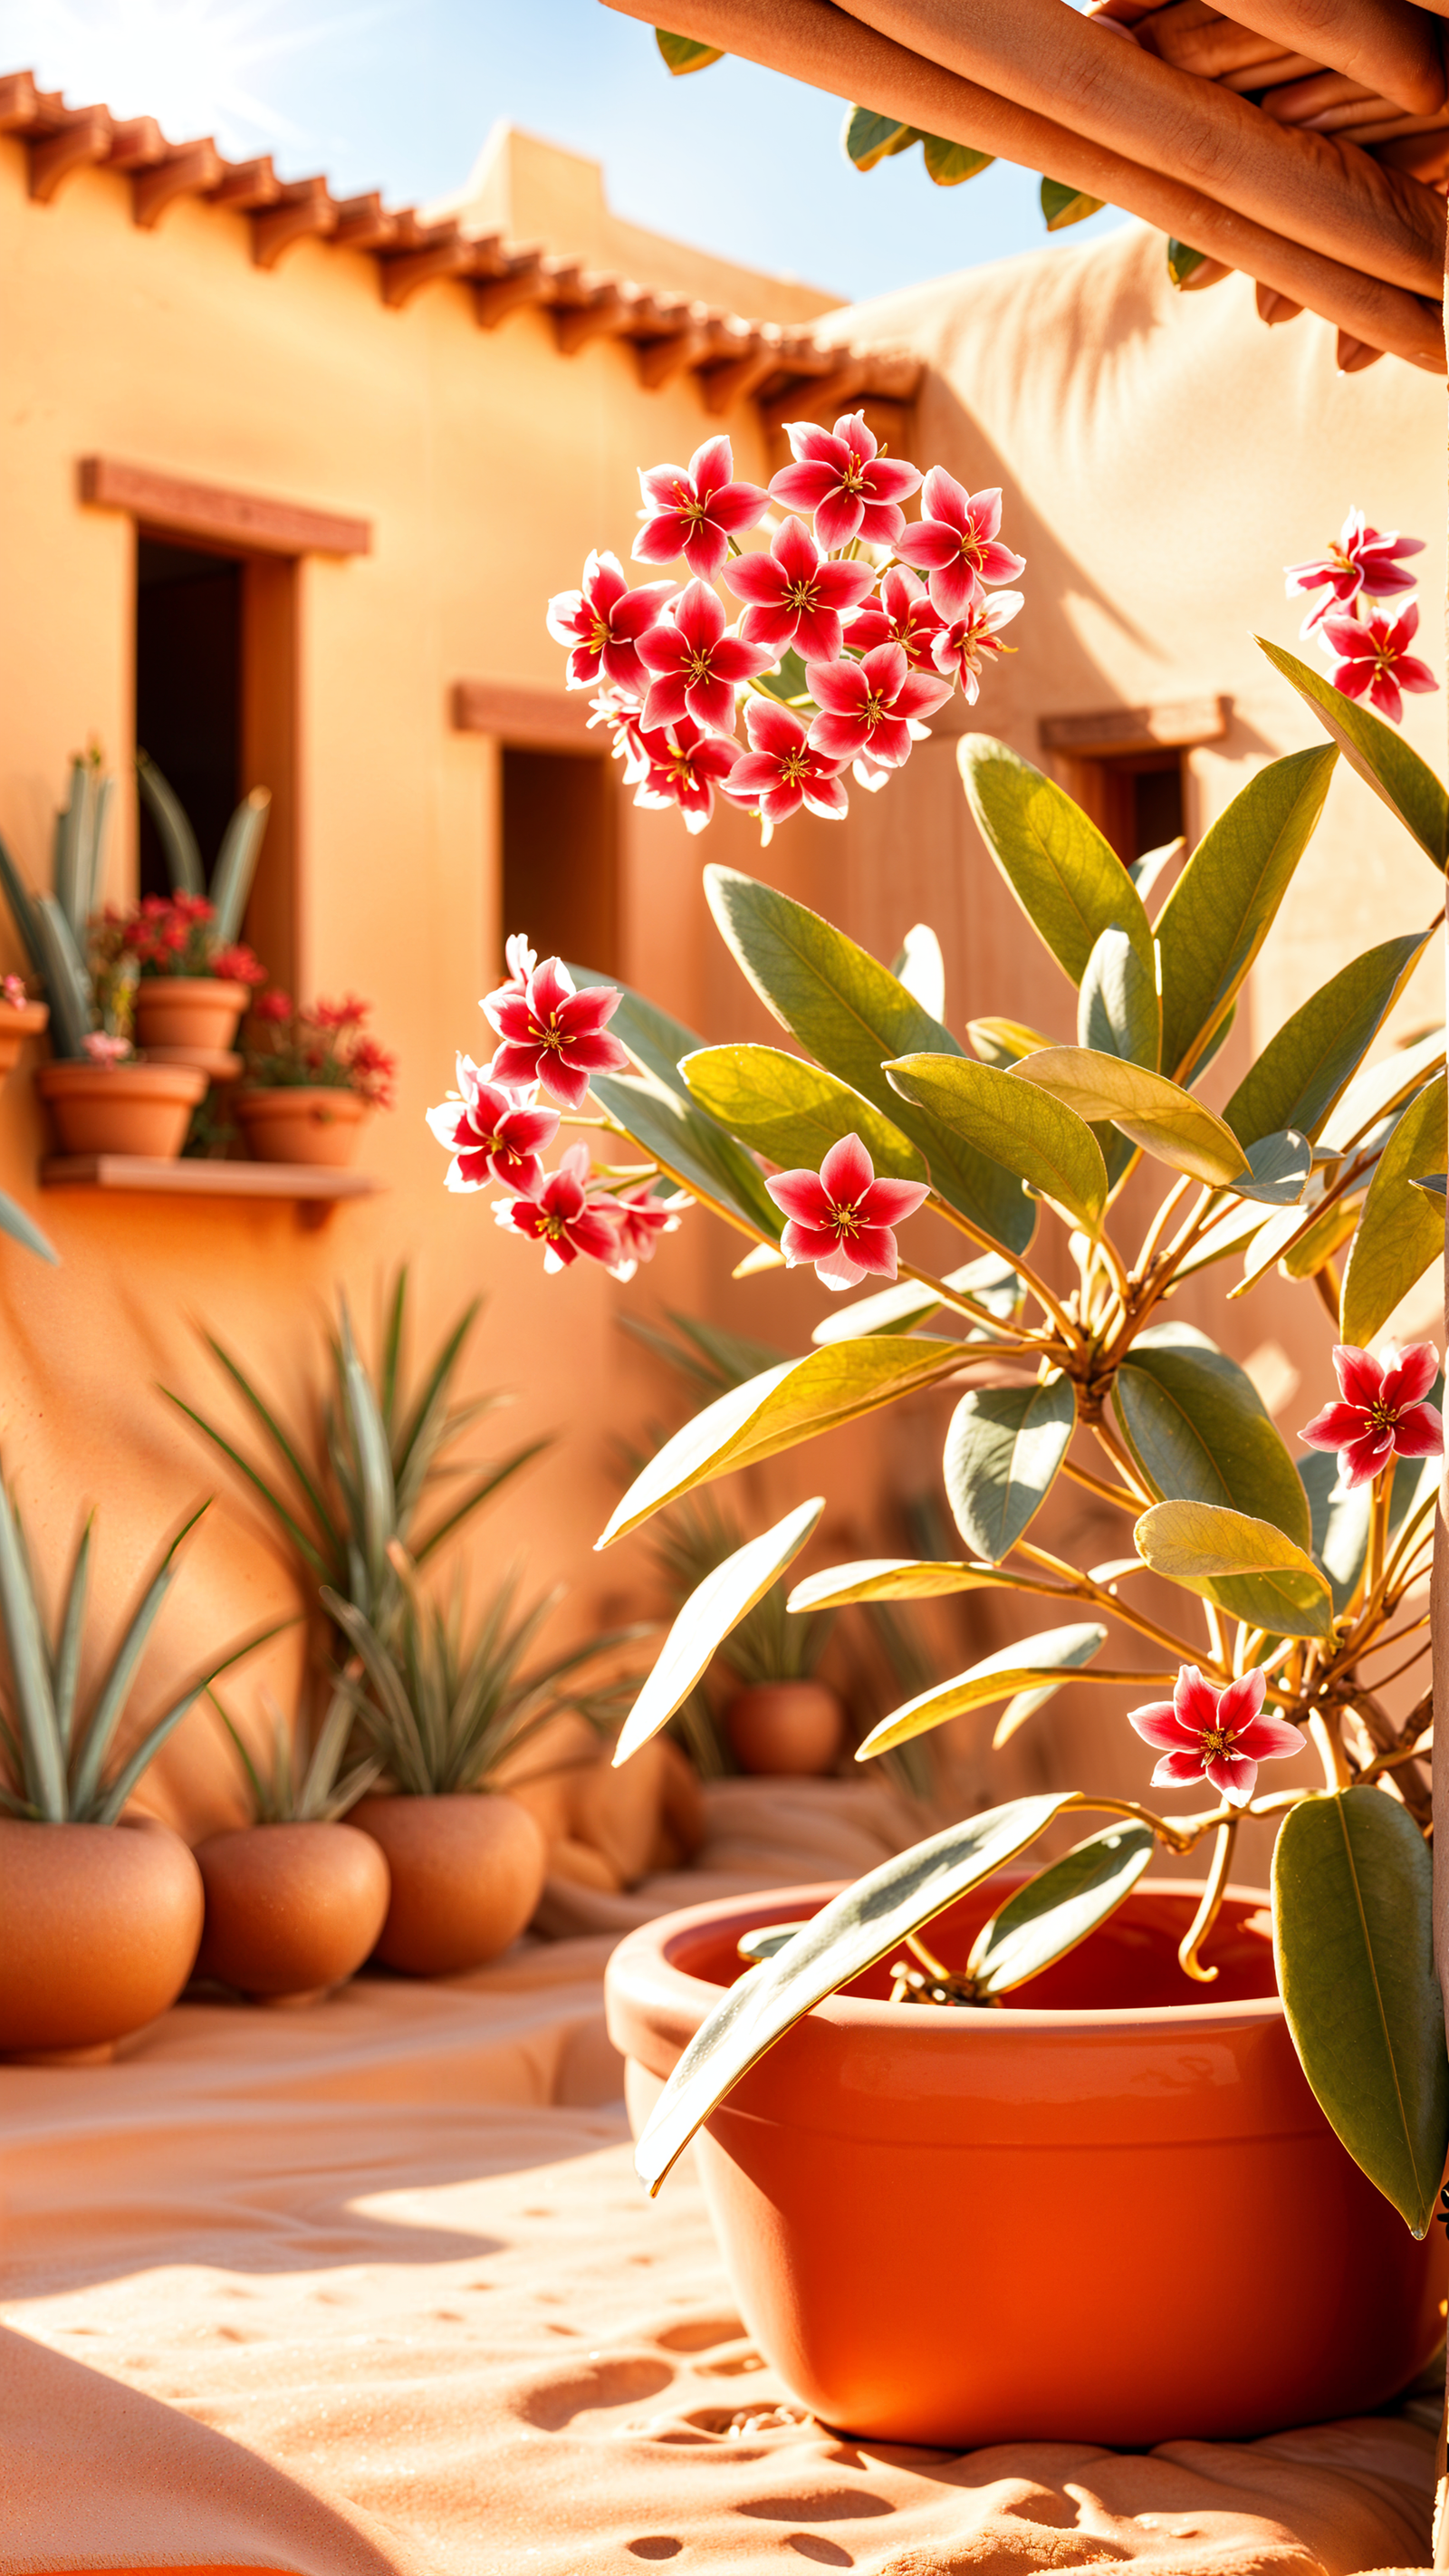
[944,1372,1076,1563]
[1128,835,1185,903]
[1299,1452,1371,1614]
[567,966,700,1103]
[614,1500,823,1765]
[1134,1500,1332,1639]
[1258,639,1449,871]
[957,738,1153,986]
[1223,930,1435,1148]
[1273,1790,1448,2236]
[598,1340,967,1547]
[1319,1027,1444,1157]
[968,1822,1156,1996]
[968,1015,1053,1068]
[856,1624,1110,1759]
[636,1793,1080,2189]
[705,868,1035,1254]
[0,1194,57,1265]
[923,132,993,184]
[1235,1129,1310,1206]
[811,1254,1020,1346]
[787,1557,1048,1611]
[1115,1330,1310,1548]
[656,26,724,72]
[886,1054,1107,1234]
[1077,924,1159,1072]
[590,1072,782,1242]
[683,1045,926,1183]
[1413,1173,1447,1197]
[1339,1071,1446,1349]
[1173,1196,1276,1283]
[1041,176,1105,229]
[1014,1047,1248,1187]
[1155,745,1336,1082]
[843,103,919,168]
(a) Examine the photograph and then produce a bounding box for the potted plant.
[192,1685,389,2008]
[235,990,396,1165]
[431,454,1449,2443]
[91,892,265,1072]
[654,1493,841,1776]
[0,1485,281,2061]
[0,974,49,1083]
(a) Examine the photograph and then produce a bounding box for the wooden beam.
[131,139,225,229]
[1038,697,1230,755]
[451,680,598,750]
[27,110,111,204]
[79,457,371,558]
[251,177,336,270]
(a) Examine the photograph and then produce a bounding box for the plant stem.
[895,1256,1041,1344]
[1177,1819,1236,1985]
[1309,1709,1354,1791]
[1133,1174,1196,1278]
[1012,1539,1215,1667]
[1086,1408,1156,1508]
[930,1197,1079,1343]
[1059,1455,1141,1513]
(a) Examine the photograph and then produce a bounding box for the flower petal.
[767,1169,833,1226]
[1150,1748,1209,1785]
[1378,1341,1438,1411]
[820,1132,876,1203]
[1391,1401,1444,1459]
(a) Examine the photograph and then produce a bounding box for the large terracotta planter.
[236,1085,366,1167]
[725,1681,844,1776]
[194,1821,391,2005]
[0,1815,203,2061]
[134,976,250,1064]
[349,1792,546,1975]
[0,1000,48,1082]
[606,1876,1445,2449]
[34,1060,206,1158]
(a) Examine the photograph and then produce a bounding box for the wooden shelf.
[40,1156,385,1226]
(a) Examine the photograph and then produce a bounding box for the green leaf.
[1339,1071,1446,1348]
[968,1014,1054,1069]
[1077,924,1159,1072]
[810,1254,1018,1346]
[885,1054,1107,1234]
[656,26,724,72]
[68,1504,210,1817]
[598,1339,968,1548]
[32,897,92,1060]
[1014,1046,1248,1187]
[1155,745,1336,1083]
[957,737,1154,987]
[0,1193,58,1265]
[1223,928,1435,1148]
[1041,176,1104,229]
[636,1793,1080,2190]
[1236,1129,1310,1206]
[943,1372,1076,1563]
[704,866,1035,1253]
[210,790,270,946]
[90,1616,289,1827]
[1299,1452,1371,1615]
[752,648,811,708]
[842,103,919,169]
[856,1625,1110,1758]
[787,1556,1049,1611]
[53,758,93,943]
[1257,638,1449,871]
[1116,1332,1310,1546]
[923,133,993,184]
[565,965,701,1104]
[136,750,205,895]
[1413,1173,1447,1197]
[1134,1499,1333,1639]
[1273,1790,1448,2236]
[614,1499,823,1765]
[968,1822,1156,1996]
[1319,1026,1444,1157]
[0,830,44,975]
[683,1044,926,1183]
[589,1070,782,1242]
[1166,239,1211,286]
[0,1482,63,1819]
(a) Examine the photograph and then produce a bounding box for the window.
[501,747,619,976]
[1038,699,1225,870]
[1072,748,1185,866]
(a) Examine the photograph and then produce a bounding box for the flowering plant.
[1287,507,1439,727]
[94,891,265,986]
[244,991,397,1111]
[439,501,1449,2240]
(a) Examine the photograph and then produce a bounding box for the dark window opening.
[1065,747,1185,868]
[501,748,619,976]
[135,537,242,900]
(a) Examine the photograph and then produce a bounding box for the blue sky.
[1,0,1129,305]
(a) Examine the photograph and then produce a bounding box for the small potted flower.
[91,892,265,1072]
[236,992,396,1166]
[0,974,49,1085]
[37,1030,207,1159]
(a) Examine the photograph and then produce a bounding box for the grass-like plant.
[209,1682,381,1823]
[653,1492,830,1687]
[137,750,271,947]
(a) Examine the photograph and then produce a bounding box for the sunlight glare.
[0,0,384,155]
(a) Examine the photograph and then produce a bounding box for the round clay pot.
[194,1821,391,2004]
[34,1060,206,1158]
[725,1681,844,1776]
[606,1876,1445,2449]
[0,1815,203,2060]
[235,1086,366,1167]
[134,977,250,1062]
[349,1792,546,1975]
[0,999,48,1081]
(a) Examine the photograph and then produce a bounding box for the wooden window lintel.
[1038,696,1228,756]
[451,679,597,751]
[80,456,370,558]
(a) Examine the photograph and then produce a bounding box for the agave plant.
[0,750,110,1061]
[0,1490,282,1824]
[137,751,271,947]
[167,1270,549,1636]
[208,1680,380,1823]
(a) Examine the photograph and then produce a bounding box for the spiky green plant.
[0,750,109,1060]
[653,1491,831,1686]
[209,1681,381,1823]
[136,751,271,946]
[0,1491,283,1823]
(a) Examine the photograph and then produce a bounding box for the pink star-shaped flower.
[483,957,629,1114]
[493,1142,623,1275]
[931,591,1023,704]
[1300,1341,1443,1488]
[805,641,951,771]
[1285,508,1425,637]
[845,564,945,670]
[546,552,677,693]
[764,1131,929,1291]
[636,580,773,736]
[895,473,1026,620]
[633,436,770,584]
[724,514,875,663]
[1317,601,1437,727]
[610,1182,690,1280]
[769,410,922,551]
[1129,1665,1306,1809]
[426,1058,560,1197]
[633,716,741,836]
[724,697,848,828]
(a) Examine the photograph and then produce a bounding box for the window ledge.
[40,1156,385,1228]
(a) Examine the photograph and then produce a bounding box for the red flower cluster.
[1285,509,1437,726]
[103,893,264,985]
[544,417,1026,840]
[427,948,688,1281]
[244,992,397,1110]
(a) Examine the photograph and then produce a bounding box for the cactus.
[136,752,270,945]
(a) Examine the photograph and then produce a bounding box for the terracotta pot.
[235,1086,366,1166]
[606,1876,1446,2449]
[34,1060,206,1158]
[349,1792,546,1975]
[725,1681,844,1776]
[0,1000,48,1081]
[0,1815,203,2061]
[194,1821,390,2004]
[134,977,250,1062]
